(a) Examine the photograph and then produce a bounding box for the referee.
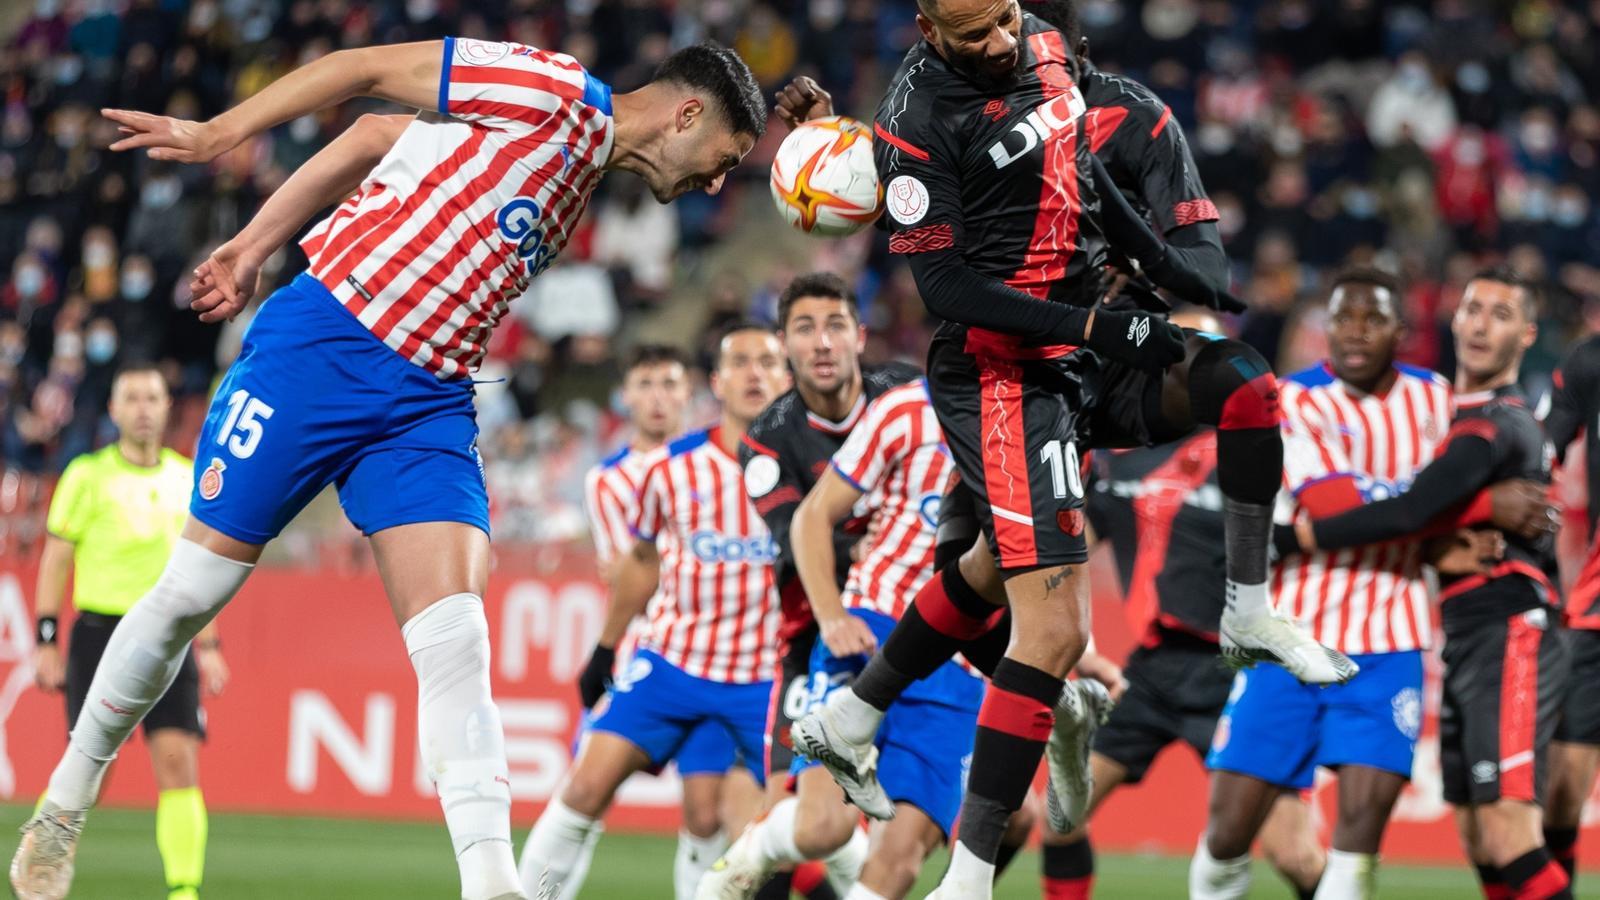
[31,364,228,900]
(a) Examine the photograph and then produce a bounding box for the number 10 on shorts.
[1040,439,1083,499]
[216,389,275,458]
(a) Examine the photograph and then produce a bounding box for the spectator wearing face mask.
[1367,51,1458,152]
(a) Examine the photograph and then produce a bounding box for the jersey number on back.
[217,390,275,458]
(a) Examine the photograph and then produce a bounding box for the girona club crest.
[199,458,227,501]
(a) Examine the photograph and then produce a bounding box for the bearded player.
[787,5,1350,894]
[15,34,772,900]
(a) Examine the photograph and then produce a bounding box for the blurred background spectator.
[3,0,1599,561]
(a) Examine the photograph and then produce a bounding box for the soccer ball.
[769,116,884,237]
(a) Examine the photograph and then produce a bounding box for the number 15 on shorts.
[1040,439,1083,499]
[216,389,275,458]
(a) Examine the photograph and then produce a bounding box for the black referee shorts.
[65,612,206,740]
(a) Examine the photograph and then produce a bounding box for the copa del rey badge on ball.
[769,116,885,237]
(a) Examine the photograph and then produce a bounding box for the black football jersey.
[739,362,922,636]
[874,14,1105,311]
[1086,430,1225,644]
[1543,335,1600,625]
[1439,386,1560,631]
[1080,65,1217,237]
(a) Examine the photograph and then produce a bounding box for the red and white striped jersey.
[584,442,655,658]
[300,37,614,379]
[633,426,779,684]
[585,443,650,567]
[1273,362,1454,654]
[831,381,954,620]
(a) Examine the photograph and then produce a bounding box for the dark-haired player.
[784,3,1350,893]
[737,272,920,897]
[558,344,756,900]
[1539,333,1600,888]
[17,35,777,900]
[1302,269,1573,900]
[519,323,788,897]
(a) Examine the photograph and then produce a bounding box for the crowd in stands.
[2,0,1598,551]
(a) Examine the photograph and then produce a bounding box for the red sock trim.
[1219,372,1281,430]
[916,574,990,640]
[792,861,827,894]
[1043,875,1094,900]
[977,683,1054,741]
[1486,887,1514,900]
[1514,861,1570,899]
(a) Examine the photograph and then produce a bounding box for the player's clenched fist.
[1085,308,1187,370]
[773,76,834,127]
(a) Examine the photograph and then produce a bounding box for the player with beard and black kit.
[737,272,920,899]
[785,3,1354,895]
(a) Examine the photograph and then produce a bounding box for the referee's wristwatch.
[35,616,59,646]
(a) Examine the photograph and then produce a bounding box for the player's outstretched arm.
[1303,434,1500,551]
[792,468,877,658]
[189,113,411,322]
[104,41,441,164]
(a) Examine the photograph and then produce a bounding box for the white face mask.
[86,329,117,365]
[1553,198,1589,227]
[289,115,319,143]
[83,242,114,268]
[121,271,154,300]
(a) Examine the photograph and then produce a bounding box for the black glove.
[578,645,617,710]
[1144,251,1247,314]
[1084,307,1186,370]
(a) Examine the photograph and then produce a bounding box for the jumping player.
[790,4,1349,893]
[1539,333,1600,887]
[703,378,980,900]
[560,344,756,900]
[1302,269,1573,900]
[735,272,918,896]
[30,366,228,900]
[519,322,787,897]
[13,36,769,900]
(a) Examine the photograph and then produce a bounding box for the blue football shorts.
[791,608,984,836]
[1206,650,1424,789]
[589,649,770,784]
[189,272,488,544]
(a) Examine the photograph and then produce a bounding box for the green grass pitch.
[3,803,1570,897]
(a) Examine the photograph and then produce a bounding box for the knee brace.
[1188,339,1283,505]
[935,480,980,570]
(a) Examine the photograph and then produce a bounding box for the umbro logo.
[982,99,1010,122]
[1126,316,1150,347]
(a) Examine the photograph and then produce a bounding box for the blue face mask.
[86,331,116,365]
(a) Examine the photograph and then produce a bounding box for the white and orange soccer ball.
[769,116,884,237]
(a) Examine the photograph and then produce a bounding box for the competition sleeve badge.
[885,175,930,225]
[199,458,226,501]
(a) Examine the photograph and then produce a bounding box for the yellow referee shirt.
[45,445,192,615]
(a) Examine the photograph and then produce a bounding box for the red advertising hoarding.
[1,553,1596,864]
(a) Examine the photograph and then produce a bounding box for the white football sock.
[520,798,599,897]
[823,825,869,891]
[1314,849,1376,899]
[938,840,996,898]
[833,689,886,745]
[47,539,251,811]
[674,829,728,900]
[844,885,889,900]
[1224,579,1273,621]
[558,820,602,900]
[754,797,806,866]
[1190,838,1252,900]
[405,594,519,900]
